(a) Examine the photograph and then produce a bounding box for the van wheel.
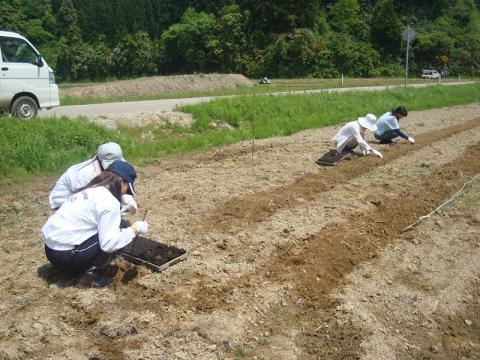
[11,96,38,119]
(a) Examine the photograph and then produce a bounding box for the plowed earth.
[0,104,479,360]
[60,74,252,99]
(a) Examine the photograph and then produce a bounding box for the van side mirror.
[36,55,44,67]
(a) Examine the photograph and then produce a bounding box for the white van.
[0,30,59,119]
[421,69,440,79]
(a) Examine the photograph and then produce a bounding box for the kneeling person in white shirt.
[48,142,138,214]
[42,160,148,288]
[332,113,383,159]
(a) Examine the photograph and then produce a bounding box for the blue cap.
[106,160,137,195]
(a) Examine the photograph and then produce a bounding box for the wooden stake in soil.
[251,84,256,157]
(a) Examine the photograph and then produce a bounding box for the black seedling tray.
[122,236,187,272]
[315,149,345,166]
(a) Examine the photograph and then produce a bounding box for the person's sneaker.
[76,268,113,289]
[380,139,396,145]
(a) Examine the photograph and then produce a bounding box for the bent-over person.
[42,160,148,288]
[332,113,383,159]
[374,106,415,144]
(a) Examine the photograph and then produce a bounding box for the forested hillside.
[1,0,479,81]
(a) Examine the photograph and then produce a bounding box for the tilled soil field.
[60,74,252,99]
[1,104,480,360]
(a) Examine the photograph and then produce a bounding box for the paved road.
[39,81,474,118]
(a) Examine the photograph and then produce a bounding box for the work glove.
[371,149,383,159]
[121,199,138,215]
[126,199,138,214]
[407,136,415,144]
[131,221,148,235]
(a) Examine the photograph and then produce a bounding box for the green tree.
[112,31,158,77]
[370,0,402,58]
[211,4,250,73]
[55,37,112,80]
[0,0,26,32]
[325,32,380,76]
[412,31,454,71]
[450,0,477,27]
[87,39,112,79]
[58,0,81,43]
[74,0,115,43]
[263,29,322,78]
[327,0,368,41]
[239,0,321,34]
[3,0,478,79]
[447,0,480,75]
[19,0,58,45]
[160,7,216,73]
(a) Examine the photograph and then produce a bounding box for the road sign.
[402,27,416,41]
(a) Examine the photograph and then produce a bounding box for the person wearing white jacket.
[42,160,148,288]
[332,113,383,159]
[49,142,138,214]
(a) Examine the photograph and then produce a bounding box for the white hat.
[97,142,124,169]
[358,113,377,132]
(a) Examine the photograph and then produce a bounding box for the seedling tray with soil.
[122,236,187,272]
[315,149,345,166]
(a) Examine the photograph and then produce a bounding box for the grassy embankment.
[1,83,479,186]
[59,77,472,106]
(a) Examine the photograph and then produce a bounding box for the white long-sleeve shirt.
[332,120,373,155]
[43,186,136,253]
[49,158,133,210]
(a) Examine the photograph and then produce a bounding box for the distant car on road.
[0,30,60,119]
[259,76,271,85]
[421,69,441,79]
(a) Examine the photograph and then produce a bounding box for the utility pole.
[403,25,416,88]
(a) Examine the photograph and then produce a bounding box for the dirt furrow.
[248,142,480,359]
[1,105,480,360]
[150,136,480,313]
[198,118,480,235]
[335,191,480,360]
[129,122,480,315]
[119,140,480,360]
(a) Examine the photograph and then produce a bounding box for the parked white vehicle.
[421,69,441,79]
[0,30,59,119]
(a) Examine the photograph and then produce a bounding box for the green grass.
[59,77,476,106]
[234,344,249,359]
[0,117,111,184]
[179,82,480,137]
[456,179,480,209]
[457,194,480,208]
[1,82,480,186]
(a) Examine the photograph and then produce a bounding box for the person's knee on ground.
[375,130,399,144]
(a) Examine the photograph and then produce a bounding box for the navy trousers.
[45,234,109,275]
[374,130,400,143]
[45,220,130,274]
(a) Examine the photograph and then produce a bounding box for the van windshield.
[0,37,38,64]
